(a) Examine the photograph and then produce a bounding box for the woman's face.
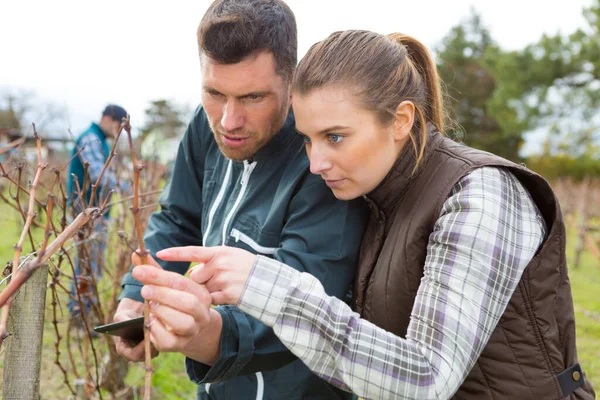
[293,86,412,200]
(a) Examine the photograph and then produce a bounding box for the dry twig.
[0,125,46,348]
[123,116,153,400]
[0,135,26,156]
[0,207,99,308]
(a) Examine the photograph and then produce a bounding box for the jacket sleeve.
[119,108,206,302]
[186,174,368,383]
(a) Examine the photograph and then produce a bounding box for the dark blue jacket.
[120,106,368,399]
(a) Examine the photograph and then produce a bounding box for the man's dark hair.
[102,104,127,122]
[197,0,297,80]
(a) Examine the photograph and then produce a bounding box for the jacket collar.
[249,110,296,163]
[90,122,107,139]
[365,126,442,215]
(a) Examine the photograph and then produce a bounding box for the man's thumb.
[131,250,161,268]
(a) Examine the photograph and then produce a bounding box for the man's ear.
[287,73,294,103]
[392,101,415,142]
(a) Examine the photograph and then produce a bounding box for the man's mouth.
[222,134,251,149]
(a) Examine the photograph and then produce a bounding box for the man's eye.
[245,94,263,101]
[328,134,343,144]
[301,135,311,144]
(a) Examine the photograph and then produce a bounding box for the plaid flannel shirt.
[78,132,120,190]
[237,167,546,400]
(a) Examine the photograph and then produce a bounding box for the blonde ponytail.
[387,33,446,133]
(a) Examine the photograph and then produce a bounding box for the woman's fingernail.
[147,316,156,327]
[156,249,167,258]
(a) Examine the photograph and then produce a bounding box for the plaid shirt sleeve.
[78,132,120,190]
[237,167,546,400]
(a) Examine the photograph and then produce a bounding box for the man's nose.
[221,101,245,132]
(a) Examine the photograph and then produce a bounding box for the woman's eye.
[328,134,343,144]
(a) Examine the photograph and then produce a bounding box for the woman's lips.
[324,178,345,189]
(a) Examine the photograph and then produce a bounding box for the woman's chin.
[330,187,360,201]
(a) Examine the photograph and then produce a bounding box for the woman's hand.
[156,246,257,305]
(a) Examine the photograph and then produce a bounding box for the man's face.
[201,51,291,161]
[100,116,121,138]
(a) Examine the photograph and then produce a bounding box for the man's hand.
[113,252,161,362]
[113,298,158,361]
[132,262,222,365]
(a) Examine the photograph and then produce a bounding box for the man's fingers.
[131,251,161,268]
[114,336,145,361]
[133,265,204,299]
[114,309,140,323]
[140,285,208,316]
[133,265,211,306]
[149,316,181,353]
[116,298,145,317]
[148,302,207,337]
[156,246,219,264]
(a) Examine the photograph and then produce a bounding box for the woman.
[139,31,595,399]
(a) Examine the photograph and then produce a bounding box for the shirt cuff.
[118,273,144,303]
[237,255,301,327]
[185,305,254,384]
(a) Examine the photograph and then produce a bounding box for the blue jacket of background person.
[66,122,111,211]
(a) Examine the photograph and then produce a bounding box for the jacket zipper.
[221,160,257,245]
[204,373,263,398]
[203,160,233,244]
[255,372,264,400]
[231,228,277,255]
[206,160,263,399]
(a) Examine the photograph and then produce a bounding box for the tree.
[484,0,600,165]
[436,11,523,161]
[0,89,67,137]
[0,93,29,131]
[139,99,189,140]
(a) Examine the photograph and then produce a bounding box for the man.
[67,104,129,318]
[114,1,367,399]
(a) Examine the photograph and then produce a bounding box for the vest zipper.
[221,160,257,245]
[519,279,562,397]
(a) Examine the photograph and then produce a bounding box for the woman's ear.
[393,101,415,141]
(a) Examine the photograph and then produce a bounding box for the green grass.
[0,201,196,399]
[565,224,600,390]
[0,201,599,396]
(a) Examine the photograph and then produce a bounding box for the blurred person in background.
[67,104,129,321]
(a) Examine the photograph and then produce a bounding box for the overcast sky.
[0,0,593,152]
